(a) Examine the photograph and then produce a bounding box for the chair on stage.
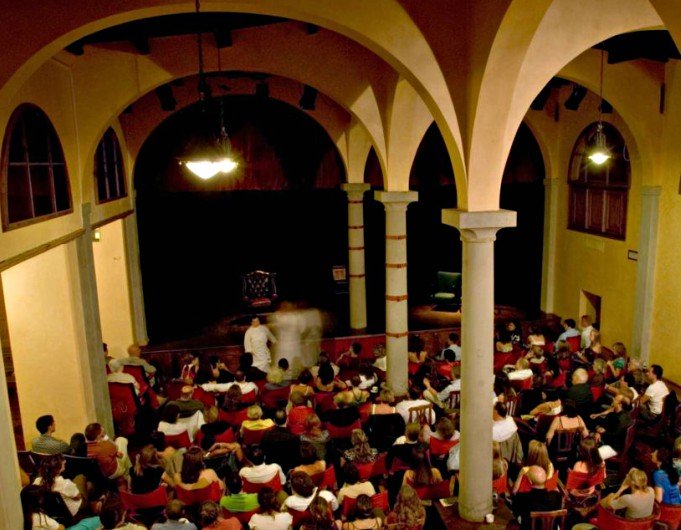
[242,270,278,310]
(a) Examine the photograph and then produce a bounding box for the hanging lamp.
[587,50,611,166]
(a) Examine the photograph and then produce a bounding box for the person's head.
[134,444,162,475]
[225,471,243,495]
[407,385,421,400]
[443,349,456,363]
[161,403,180,424]
[580,315,592,328]
[626,468,648,492]
[234,369,246,383]
[593,358,607,375]
[291,471,315,497]
[564,318,576,330]
[515,357,530,371]
[612,342,627,357]
[506,320,517,332]
[165,499,185,522]
[577,437,603,474]
[224,385,243,411]
[21,485,44,530]
[304,414,323,436]
[84,422,104,442]
[527,465,547,489]
[378,387,395,405]
[246,445,265,466]
[648,364,663,382]
[127,344,142,358]
[350,429,372,456]
[341,461,360,485]
[257,487,280,515]
[247,404,263,421]
[318,361,335,385]
[572,368,588,385]
[278,358,289,371]
[308,496,333,525]
[274,408,287,426]
[349,375,362,389]
[526,440,551,474]
[239,352,254,369]
[353,494,374,521]
[35,415,55,435]
[405,423,421,443]
[435,417,455,441]
[109,358,124,373]
[298,370,313,385]
[448,332,459,345]
[393,484,425,525]
[267,367,284,385]
[100,505,123,529]
[410,446,433,486]
[180,385,194,400]
[198,501,220,527]
[69,433,86,457]
[37,454,65,491]
[590,328,601,345]
[493,401,508,420]
[251,315,260,327]
[180,446,205,485]
[289,390,306,407]
[562,400,578,418]
[299,442,319,465]
[351,342,362,356]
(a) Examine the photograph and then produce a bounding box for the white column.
[341,183,371,332]
[75,204,114,435]
[375,191,417,396]
[541,178,559,313]
[123,210,149,345]
[442,208,516,522]
[632,186,661,363]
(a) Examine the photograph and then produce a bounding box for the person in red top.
[287,391,314,436]
[84,423,131,479]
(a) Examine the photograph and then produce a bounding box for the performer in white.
[244,315,277,372]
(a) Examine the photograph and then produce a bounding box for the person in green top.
[219,472,259,513]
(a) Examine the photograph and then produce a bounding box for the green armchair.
[430,271,462,310]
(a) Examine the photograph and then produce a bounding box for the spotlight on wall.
[564,84,588,111]
[299,85,318,110]
[93,229,101,242]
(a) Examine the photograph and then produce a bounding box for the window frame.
[94,127,128,204]
[1,103,73,231]
[567,121,630,241]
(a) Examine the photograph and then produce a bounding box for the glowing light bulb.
[185,161,221,180]
[216,158,238,174]
[588,151,610,165]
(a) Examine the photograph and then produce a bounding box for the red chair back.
[222,508,259,524]
[120,486,168,514]
[511,377,533,391]
[288,508,311,528]
[565,467,605,492]
[429,437,459,457]
[261,385,291,409]
[163,430,192,449]
[314,392,337,414]
[310,465,337,490]
[108,382,139,437]
[590,385,605,402]
[165,381,185,401]
[122,365,150,394]
[517,471,560,494]
[358,403,372,425]
[219,408,249,427]
[174,481,222,505]
[195,427,236,447]
[356,453,387,481]
[566,336,581,352]
[341,491,390,517]
[193,387,216,409]
[592,503,659,530]
[326,420,362,440]
[242,425,274,446]
[242,473,282,494]
[413,479,452,500]
[241,390,257,405]
[493,473,508,495]
[659,503,681,530]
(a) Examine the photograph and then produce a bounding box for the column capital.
[442,209,516,242]
[374,190,418,209]
[341,182,371,194]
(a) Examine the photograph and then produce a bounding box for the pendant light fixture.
[587,50,611,166]
[179,0,238,180]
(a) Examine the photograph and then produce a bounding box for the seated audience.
[315,360,346,392]
[31,415,70,455]
[369,388,396,415]
[395,386,435,426]
[198,500,240,530]
[219,472,259,513]
[337,462,376,504]
[512,440,554,495]
[492,402,518,443]
[107,358,140,394]
[385,484,426,530]
[100,504,146,530]
[545,400,589,445]
[339,494,384,530]
[167,386,204,417]
[299,496,336,530]
[241,405,274,435]
[85,422,132,479]
[601,468,655,519]
[122,344,157,382]
[439,332,461,361]
[284,471,339,512]
[556,318,580,345]
[150,499,197,530]
[239,351,268,382]
[238,446,286,487]
[157,403,192,439]
[290,370,316,399]
[300,414,331,461]
[639,364,670,421]
[343,429,378,464]
[294,442,326,476]
[511,466,562,530]
[334,376,370,408]
[651,448,681,505]
[261,409,300,473]
[130,444,171,494]
[493,441,508,480]
[33,454,85,517]
[570,437,604,495]
[174,446,224,493]
[402,447,443,487]
[287,391,315,436]
[422,417,458,444]
[248,487,292,530]
[337,342,362,368]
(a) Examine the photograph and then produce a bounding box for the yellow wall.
[93,219,134,359]
[1,243,95,443]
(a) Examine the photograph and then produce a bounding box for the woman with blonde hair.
[300,414,331,460]
[370,388,396,415]
[493,442,508,480]
[343,429,378,464]
[386,484,426,530]
[602,468,655,519]
[240,404,274,434]
[512,440,554,494]
[129,444,171,493]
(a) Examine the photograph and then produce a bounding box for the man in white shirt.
[107,359,140,395]
[580,315,594,349]
[439,333,461,361]
[244,315,277,373]
[492,401,518,442]
[201,370,258,395]
[395,387,436,425]
[640,364,670,420]
[556,319,580,345]
[239,446,286,486]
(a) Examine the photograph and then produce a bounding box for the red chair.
[261,385,291,410]
[241,390,257,405]
[326,420,362,440]
[165,381,185,401]
[222,508,260,525]
[413,479,453,500]
[310,465,337,491]
[590,503,659,530]
[314,392,337,414]
[590,385,605,402]
[119,486,168,523]
[242,473,283,494]
[511,377,533,391]
[193,387,216,409]
[108,382,140,437]
[493,473,508,496]
[658,503,681,530]
[163,430,192,449]
[195,427,236,447]
[407,362,420,376]
[341,491,390,517]
[122,365,150,395]
[564,467,605,492]
[516,471,559,494]
[429,437,459,457]
[356,453,388,481]
[219,408,249,427]
[563,467,606,518]
[358,403,372,425]
[242,425,274,446]
[174,482,222,505]
[288,507,311,528]
[566,336,581,352]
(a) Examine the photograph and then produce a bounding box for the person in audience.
[606,343,627,381]
[198,500,241,530]
[290,371,316,400]
[512,440,554,495]
[299,496,336,530]
[493,441,508,480]
[373,348,387,375]
[673,437,681,477]
[351,365,377,391]
[239,352,268,382]
[315,360,346,392]
[264,366,288,391]
[436,349,458,379]
[564,369,593,418]
[33,454,85,517]
[85,422,131,480]
[284,471,339,512]
[580,315,594,349]
[166,386,204,417]
[601,468,655,519]
[511,466,563,530]
[339,494,384,530]
[439,332,461,361]
[395,386,435,426]
[157,403,192,439]
[402,446,443,487]
[393,423,422,447]
[241,405,274,435]
[31,415,70,455]
[244,315,277,373]
[100,504,146,530]
[238,446,286,488]
[422,417,458,444]
[68,433,87,457]
[179,353,199,382]
[369,388,396,415]
[22,484,65,530]
[494,371,517,403]
[248,487,293,530]
[121,344,157,383]
[334,376,370,408]
[507,357,533,381]
[130,444,171,494]
[337,342,362,368]
[496,328,514,353]
[556,318,580,345]
[407,336,427,365]
[639,364,670,421]
[592,399,633,452]
[261,409,300,473]
[343,429,378,464]
[219,472,259,514]
[107,358,140,394]
[493,402,518,443]
[385,484,426,530]
[287,391,315,436]
[526,326,546,350]
[208,355,234,384]
[337,462,376,504]
[506,320,523,346]
[174,446,224,493]
[651,447,681,505]
[293,442,326,476]
[545,400,589,445]
[309,352,340,379]
[277,358,294,382]
[300,414,331,461]
[231,370,259,396]
[571,437,604,495]
[150,499,197,530]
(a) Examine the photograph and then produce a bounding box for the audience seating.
[192,387,216,409]
[407,403,433,425]
[42,490,75,526]
[327,420,362,440]
[242,425,274,446]
[341,490,390,517]
[516,472,559,494]
[355,453,388,481]
[122,365,150,395]
[174,482,222,505]
[590,503,660,530]
[222,507,260,525]
[195,427,236,446]
[163,430,192,449]
[529,509,567,530]
[413,479,453,500]
[108,382,141,437]
[261,385,291,410]
[606,424,636,478]
[310,465,337,491]
[657,503,681,530]
[566,336,581,352]
[445,391,460,410]
[492,472,508,496]
[119,486,168,525]
[17,451,36,478]
[560,467,605,519]
[288,507,312,529]
[241,390,257,405]
[63,454,112,492]
[242,474,283,494]
[549,428,581,468]
[165,381,185,401]
[429,437,459,458]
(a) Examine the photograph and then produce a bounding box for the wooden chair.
[407,403,434,425]
[17,451,37,478]
[506,394,521,418]
[119,486,168,525]
[242,473,282,494]
[63,455,112,493]
[341,491,390,517]
[174,481,222,505]
[657,503,681,530]
[590,503,660,530]
[163,430,192,449]
[445,390,460,410]
[548,428,581,468]
[530,509,567,530]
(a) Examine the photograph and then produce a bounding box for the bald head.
[127,344,141,358]
[527,465,547,489]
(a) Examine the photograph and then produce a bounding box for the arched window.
[568,122,630,240]
[95,127,127,203]
[2,104,72,229]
